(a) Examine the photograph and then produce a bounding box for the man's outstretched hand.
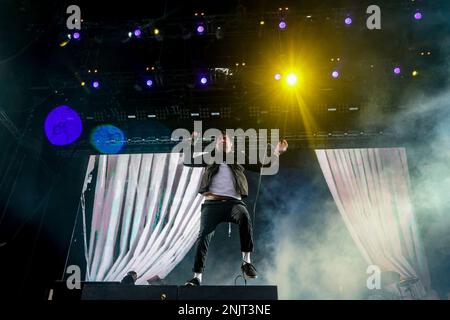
[274,139,288,156]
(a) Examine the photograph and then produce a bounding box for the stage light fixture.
[146,79,153,87]
[286,73,298,86]
[260,20,265,25]
[331,70,339,78]
[414,11,423,20]
[200,76,208,85]
[215,26,224,40]
[81,81,86,86]
[134,29,142,37]
[278,20,287,29]
[128,32,133,38]
[344,17,353,25]
[412,70,419,77]
[154,28,160,35]
[197,25,205,34]
[274,73,281,81]
[394,67,401,75]
[73,32,80,40]
[92,81,100,88]
[59,40,69,47]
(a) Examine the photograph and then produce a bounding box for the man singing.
[183,131,288,286]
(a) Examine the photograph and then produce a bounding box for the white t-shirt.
[208,163,242,200]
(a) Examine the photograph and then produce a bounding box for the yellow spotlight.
[59,40,69,47]
[81,81,86,86]
[286,73,298,86]
[154,28,160,35]
[259,20,265,25]
[412,70,418,77]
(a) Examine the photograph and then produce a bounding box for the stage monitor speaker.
[177,285,278,300]
[81,283,178,300]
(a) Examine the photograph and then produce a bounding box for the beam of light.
[44,105,82,146]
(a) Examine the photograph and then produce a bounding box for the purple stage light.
[73,32,80,39]
[332,70,339,78]
[200,77,208,85]
[278,20,287,29]
[274,73,281,81]
[44,105,82,146]
[394,67,401,75]
[146,79,153,87]
[414,11,423,20]
[134,29,142,37]
[345,17,352,25]
[197,25,205,34]
[92,81,100,88]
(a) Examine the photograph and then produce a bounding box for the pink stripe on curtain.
[316,148,433,299]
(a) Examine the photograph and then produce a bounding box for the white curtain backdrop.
[315,148,432,299]
[81,153,204,284]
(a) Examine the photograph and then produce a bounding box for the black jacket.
[183,149,274,198]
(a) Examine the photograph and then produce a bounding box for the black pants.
[193,199,254,273]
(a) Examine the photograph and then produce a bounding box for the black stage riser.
[49,282,278,300]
